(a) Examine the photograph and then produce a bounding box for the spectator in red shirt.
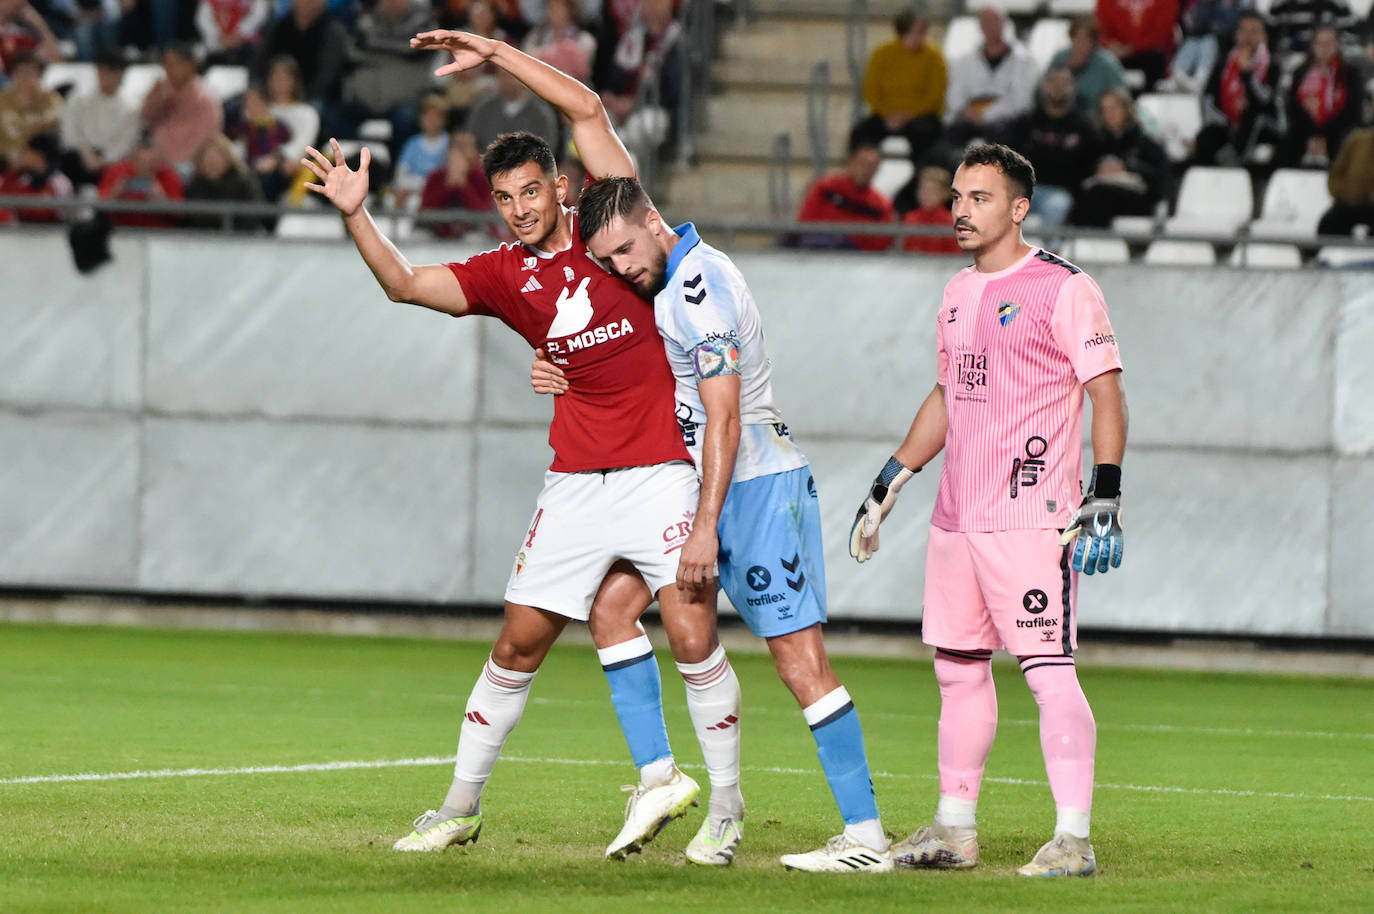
[1096,0,1180,89]
[419,129,496,238]
[1283,25,1363,167]
[0,0,60,76]
[0,131,71,222]
[98,132,185,226]
[140,42,225,173]
[1194,11,1282,166]
[902,165,962,255]
[790,135,896,251]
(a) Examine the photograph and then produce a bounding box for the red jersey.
[446,211,690,473]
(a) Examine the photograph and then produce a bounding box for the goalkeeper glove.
[1059,464,1123,575]
[849,456,918,563]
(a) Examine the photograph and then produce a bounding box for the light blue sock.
[598,635,672,770]
[805,687,880,825]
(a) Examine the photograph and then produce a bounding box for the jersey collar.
[665,222,702,284]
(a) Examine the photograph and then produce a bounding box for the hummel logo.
[521,276,543,294]
[781,553,805,592]
[683,273,707,304]
[465,711,490,725]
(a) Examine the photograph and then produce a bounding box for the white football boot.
[685,816,743,865]
[392,809,483,852]
[1018,833,1096,877]
[890,824,979,869]
[780,833,893,873]
[605,767,700,859]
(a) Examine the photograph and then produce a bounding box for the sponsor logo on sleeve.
[1083,331,1117,350]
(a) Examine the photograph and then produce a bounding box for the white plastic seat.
[203,65,249,101]
[1064,237,1130,263]
[879,135,911,158]
[1047,0,1096,15]
[941,16,1016,63]
[41,61,97,97]
[1137,93,1203,163]
[1317,246,1374,268]
[1027,19,1070,71]
[117,63,164,109]
[359,119,393,142]
[872,157,914,202]
[275,212,347,239]
[1110,215,1157,237]
[1164,166,1253,236]
[1248,168,1333,239]
[1228,243,1302,268]
[1144,239,1217,265]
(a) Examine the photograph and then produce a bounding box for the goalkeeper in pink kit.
[850,144,1127,877]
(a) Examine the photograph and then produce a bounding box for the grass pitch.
[1,621,1370,913]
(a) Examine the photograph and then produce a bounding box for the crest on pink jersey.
[997,301,1021,327]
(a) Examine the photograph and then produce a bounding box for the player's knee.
[490,638,544,674]
[668,631,717,666]
[933,650,992,687]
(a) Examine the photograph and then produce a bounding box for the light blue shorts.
[717,465,828,639]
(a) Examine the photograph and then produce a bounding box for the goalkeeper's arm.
[1060,370,1129,574]
[850,383,949,563]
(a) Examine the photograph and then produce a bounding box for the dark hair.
[960,143,1036,202]
[26,131,59,163]
[1068,15,1098,42]
[893,6,924,36]
[94,49,127,70]
[8,51,42,74]
[577,176,651,244]
[847,131,881,158]
[481,131,557,185]
[163,41,198,65]
[1236,10,1266,28]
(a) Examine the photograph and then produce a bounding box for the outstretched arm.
[302,139,468,315]
[411,30,635,179]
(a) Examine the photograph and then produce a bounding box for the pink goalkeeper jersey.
[932,247,1122,533]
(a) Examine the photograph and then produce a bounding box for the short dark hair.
[960,143,1035,202]
[1236,10,1266,28]
[577,176,651,244]
[893,6,924,36]
[481,131,557,185]
[94,49,127,70]
[1068,15,1098,41]
[847,131,881,158]
[163,41,198,65]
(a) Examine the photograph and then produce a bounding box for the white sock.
[440,655,535,816]
[640,755,676,788]
[677,645,744,819]
[844,818,888,852]
[1055,806,1091,839]
[934,795,977,828]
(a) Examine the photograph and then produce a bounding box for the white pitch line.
[2,755,1372,804]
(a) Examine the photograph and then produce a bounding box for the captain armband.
[691,335,741,381]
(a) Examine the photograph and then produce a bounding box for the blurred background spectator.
[1267,0,1360,56]
[419,128,492,237]
[393,91,449,206]
[435,0,507,115]
[1194,11,1281,166]
[0,0,62,75]
[1004,66,1095,234]
[251,0,351,107]
[900,164,960,254]
[0,130,71,221]
[58,49,137,185]
[0,52,61,169]
[1070,86,1168,227]
[462,67,558,152]
[599,0,679,152]
[184,131,262,228]
[197,0,270,66]
[851,6,946,167]
[141,41,223,174]
[1166,0,1253,94]
[1096,0,1179,90]
[1282,25,1363,167]
[790,134,894,251]
[1317,125,1374,235]
[1049,17,1126,117]
[943,6,1036,147]
[523,0,594,85]
[337,0,435,152]
[262,54,318,160]
[98,130,184,226]
[233,83,293,198]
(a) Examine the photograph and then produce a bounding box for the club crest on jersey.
[998,301,1021,327]
[522,256,538,271]
[663,511,694,554]
[546,277,594,337]
[563,265,576,282]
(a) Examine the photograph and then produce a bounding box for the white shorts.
[504,461,700,621]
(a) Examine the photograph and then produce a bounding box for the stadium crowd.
[0,0,682,230]
[791,1,1374,250]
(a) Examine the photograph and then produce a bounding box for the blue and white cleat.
[1017,833,1096,877]
[392,809,483,852]
[605,767,700,859]
[685,816,743,865]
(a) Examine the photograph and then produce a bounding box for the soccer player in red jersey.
[300,57,742,860]
[850,144,1128,877]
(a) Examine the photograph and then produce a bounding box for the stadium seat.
[1063,236,1130,263]
[1047,0,1095,15]
[1144,240,1217,265]
[1165,166,1253,236]
[998,0,1043,11]
[872,157,914,203]
[879,135,911,158]
[203,65,248,101]
[1317,245,1374,268]
[1248,168,1333,239]
[117,63,163,109]
[41,61,96,97]
[1137,93,1202,163]
[941,16,1016,62]
[275,211,347,240]
[1228,243,1302,268]
[1110,215,1157,238]
[359,119,393,142]
[1027,19,1070,71]
[1346,0,1372,15]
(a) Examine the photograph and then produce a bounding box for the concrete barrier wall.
[2,231,1368,637]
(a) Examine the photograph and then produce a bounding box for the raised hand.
[410,30,499,78]
[301,138,371,217]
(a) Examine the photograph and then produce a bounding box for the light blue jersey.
[656,223,825,637]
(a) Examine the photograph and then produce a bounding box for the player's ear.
[645,207,663,234]
[1011,194,1031,225]
[554,173,569,204]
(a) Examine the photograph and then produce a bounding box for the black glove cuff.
[1090,464,1122,499]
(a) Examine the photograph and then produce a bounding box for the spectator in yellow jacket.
[851,6,946,167]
